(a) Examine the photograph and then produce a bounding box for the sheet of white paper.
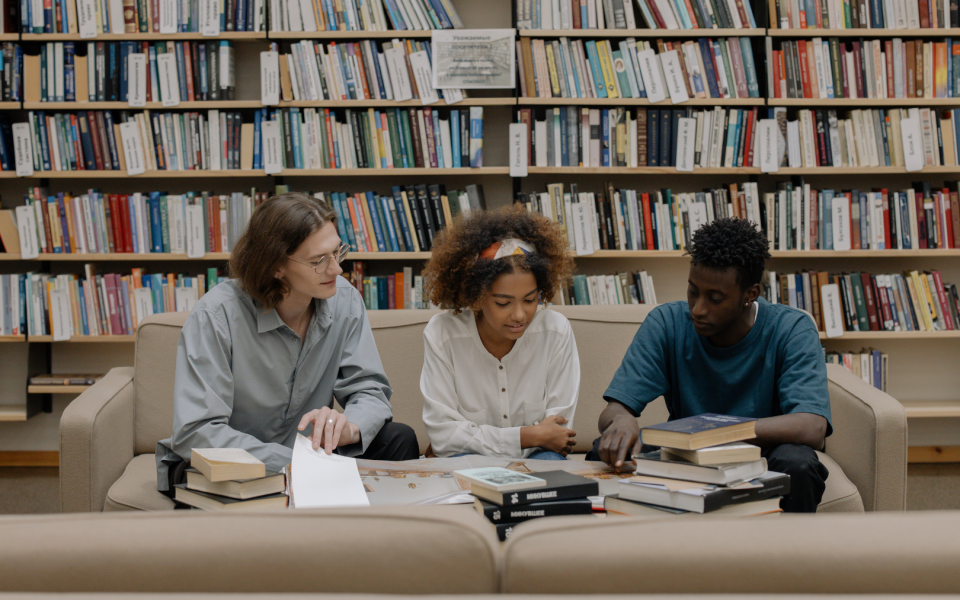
[675,117,695,171]
[900,116,923,172]
[832,194,851,251]
[262,120,283,174]
[157,54,180,107]
[409,51,439,105]
[119,121,146,175]
[636,49,666,103]
[260,51,280,106]
[77,0,97,38]
[14,205,39,259]
[199,0,220,35]
[820,283,845,338]
[128,54,147,107]
[291,433,371,508]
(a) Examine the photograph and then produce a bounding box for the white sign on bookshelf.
[636,49,665,104]
[186,204,205,258]
[128,54,147,107]
[660,50,689,105]
[159,0,177,34]
[571,202,595,256]
[200,0,221,35]
[119,122,146,175]
[262,120,283,174]
[509,123,527,177]
[12,123,34,177]
[758,119,779,173]
[157,54,180,107]
[14,205,39,260]
[832,194,851,251]
[820,284,845,338]
[133,288,154,328]
[77,0,98,38]
[50,288,72,341]
[431,29,515,89]
[260,51,280,106]
[675,117,696,172]
[900,116,923,172]
[409,51,439,105]
[108,0,125,33]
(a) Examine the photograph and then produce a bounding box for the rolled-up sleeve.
[170,308,292,473]
[333,294,394,456]
[421,329,521,457]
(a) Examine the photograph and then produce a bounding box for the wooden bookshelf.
[0,33,17,41]
[908,445,960,463]
[518,97,764,106]
[770,98,960,107]
[0,450,59,466]
[904,401,960,418]
[519,28,767,38]
[0,101,20,109]
[22,32,266,41]
[28,335,136,342]
[0,406,27,422]
[527,166,762,174]
[24,167,510,178]
[268,30,434,39]
[768,249,960,257]
[769,28,960,37]
[778,166,960,174]
[0,335,26,342]
[0,252,431,261]
[819,331,960,340]
[27,385,92,394]
[25,98,515,110]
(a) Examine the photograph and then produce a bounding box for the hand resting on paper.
[522,415,577,456]
[297,406,361,454]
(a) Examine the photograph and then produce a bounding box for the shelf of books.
[518,98,765,106]
[267,30,436,39]
[0,335,26,342]
[819,331,960,339]
[21,33,268,41]
[770,99,960,107]
[28,335,136,342]
[768,29,960,37]
[518,30,768,38]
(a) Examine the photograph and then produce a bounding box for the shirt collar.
[257,297,333,334]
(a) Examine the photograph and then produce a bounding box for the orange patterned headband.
[477,238,536,261]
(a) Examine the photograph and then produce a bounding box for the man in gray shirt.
[157,193,418,495]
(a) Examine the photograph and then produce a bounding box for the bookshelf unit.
[0,0,958,465]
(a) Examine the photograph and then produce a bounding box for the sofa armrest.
[823,364,907,512]
[59,367,136,513]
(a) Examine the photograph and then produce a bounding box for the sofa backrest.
[501,511,960,594]
[0,508,499,593]
[132,305,669,456]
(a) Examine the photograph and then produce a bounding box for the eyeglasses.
[287,244,350,274]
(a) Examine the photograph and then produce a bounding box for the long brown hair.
[230,192,337,309]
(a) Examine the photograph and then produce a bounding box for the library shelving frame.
[0,0,958,468]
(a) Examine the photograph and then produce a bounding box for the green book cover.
[849,272,871,331]
[317,111,330,169]
[363,279,372,310]
[207,267,218,288]
[399,109,414,169]
[386,110,403,169]
[199,193,209,253]
[159,195,170,253]
[611,50,632,99]
[357,111,374,168]
[573,274,590,305]
[663,189,678,250]
[718,42,736,99]
[829,39,843,95]
[448,190,462,221]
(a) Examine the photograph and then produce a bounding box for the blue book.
[119,42,130,101]
[858,192,868,249]
[381,0,407,29]
[252,110,262,170]
[120,279,133,333]
[128,195,139,252]
[872,350,882,389]
[379,194,400,252]
[559,107,569,167]
[870,0,884,26]
[426,0,453,27]
[741,0,758,26]
[795,273,805,311]
[450,110,460,168]
[878,109,890,166]
[174,43,188,101]
[149,192,163,252]
[43,0,52,32]
[431,110,444,168]
[17,276,25,333]
[698,39,720,100]
[237,0,247,34]
[723,111,739,167]
[601,109,609,167]
[730,110,743,166]
[334,193,357,252]
[739,38,760,98]
[584,42,607,98]
[391,186,415,250]
[640,414,757,448]
[198,43,208,98]
[899,192,911,249]
[670,0,692,27]
[76,279,88,335]
[659,109,671,167]
[37,112,51,171]
[290,108,303,169]
[365,191,387,252]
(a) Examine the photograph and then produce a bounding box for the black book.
[475,497,593,524]
[427,183,447,232]
[352,111,368,168]
[618,471,790,514]
[281,110,294,169]
[669,109,682,167]
[404,185,428,251]
[594,194,608,249]
[415,184,437,248]
[208,42,219,101]
[465,184,486,210]
[658,109,671,167]
[459,109,470,167]
[470,470,599,506]
[495,522,516,542]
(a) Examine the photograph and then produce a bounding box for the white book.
[585,193,602,250]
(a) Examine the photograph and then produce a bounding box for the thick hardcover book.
[174,484,287,511]
[475,497,593,524]
[469,470,599,507]
[640,413,757,450]
[618,471,791,514]
[632,450,767,485]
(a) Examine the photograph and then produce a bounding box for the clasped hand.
[532,414,577,456]
[297,406,361,454]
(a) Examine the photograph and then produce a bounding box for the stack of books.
[606,414,789,518]
[174,448,288,511]
[455,467,599,541]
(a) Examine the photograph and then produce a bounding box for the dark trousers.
[585,437,829,514]
[357,421,420,461]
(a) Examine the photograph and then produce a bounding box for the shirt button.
[503,415,508,419]
[499,366,503,370]
[501,388,506,392]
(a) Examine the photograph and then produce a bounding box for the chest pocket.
[457,405,488,427]
[523,399,547,426]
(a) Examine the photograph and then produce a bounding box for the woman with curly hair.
[419,204,580,459]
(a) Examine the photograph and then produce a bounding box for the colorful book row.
[270,0,463,31]
[772,0,956,29]
[825,349,888,392]
[344,262,433,309]
[21,0,264,34]
[519,36,759,101]
[558,271,659,305]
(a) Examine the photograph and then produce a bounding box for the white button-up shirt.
[421,308,580,458]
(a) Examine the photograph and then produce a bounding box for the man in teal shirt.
[588,218,831,513]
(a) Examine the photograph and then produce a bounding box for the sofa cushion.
[501,511,960,594]
[816,452,863,512]
[104,454,175,512]
[134,312,189,455]
[0,507,499,593]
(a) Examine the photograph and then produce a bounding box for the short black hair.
[687,218,771,290]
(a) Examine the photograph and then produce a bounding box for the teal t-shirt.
[604,297,832,436]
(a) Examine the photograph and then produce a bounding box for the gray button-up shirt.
[156,277,393,491]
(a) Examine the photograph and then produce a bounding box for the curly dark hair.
[422,204,574,314]
[687,218,771,290]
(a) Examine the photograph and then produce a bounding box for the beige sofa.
[1,509,960,594]
[60,305,907,513]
